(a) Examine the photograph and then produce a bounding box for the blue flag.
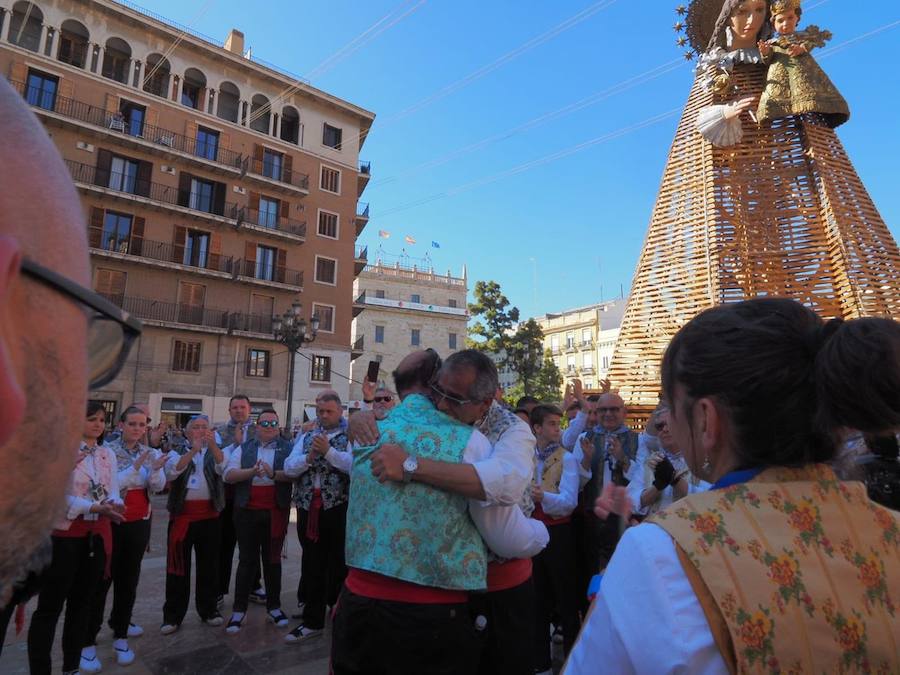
[431,241,441,249]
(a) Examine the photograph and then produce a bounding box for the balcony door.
[178,282,206,325]
[183,230,210,268]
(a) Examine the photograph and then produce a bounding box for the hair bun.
[821,317,844,342]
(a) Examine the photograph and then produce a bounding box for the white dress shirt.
[284,427,352,481]
[67,443,124,521]
[569,443,593,490]
[463,429,549,559]
[535,446,579,518]
[627,446,713,516]
[564,523,725,674]
[113,443,167,493]
[574,430,640,490]
[224,440,279,485]
[165,447,227,501]
[474,411,535,507]
[561,411,588,450]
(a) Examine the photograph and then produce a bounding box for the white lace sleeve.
[696,104,743,147]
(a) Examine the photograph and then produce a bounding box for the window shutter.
[209,231,222,269]
[185,120,198,145]
[249,191,260,213]
[95,149,113,187]
[180,282,205,307]
[280,199,290,228]
[283,155,293,183]
[130,216,145,256]
[104,93,119,114]
[254,144,264,164]
[275,248,287,284]
[58,77,75,102]
[177,172,192,207]
[136,161,152,197]
[89,207,104,248]
[212,181,226,216]
[10,61,27,85]
[95,269,126,302]
[244,241,256,277]
[172,226,187,264]
[145,107,159,129]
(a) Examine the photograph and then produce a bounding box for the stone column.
[135,60,145,88]
[274,113,282,139]
[207,89,216,115]
[268,111,276,136]
[174,75,183,104]
[92,44,103,74]
[0,10,10,44]
[41,25,54,57]
[240,100,248,126]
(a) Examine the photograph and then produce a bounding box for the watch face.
[403,456,417,473]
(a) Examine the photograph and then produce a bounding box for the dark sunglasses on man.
[20,257,142,389]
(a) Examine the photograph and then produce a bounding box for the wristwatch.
[402,455,418,483]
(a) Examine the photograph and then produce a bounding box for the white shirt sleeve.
[325,447,353,474]
[563,524,725,675]
[165,451,187,481]
[147,450,167,492]
[117,463,147,491]
[223,443,245,482]
[283,434,310,478]
[628,444,652,515]
[571,441,592,490]
[66,495,94,520]
[472,418,534,506]
[463,430,549,559]
[562,411,588,450]
[541,452,579,518]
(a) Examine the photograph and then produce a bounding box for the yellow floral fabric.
[539,446,566,493]
[650,464,900,674]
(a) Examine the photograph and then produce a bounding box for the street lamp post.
[273,299,319,432]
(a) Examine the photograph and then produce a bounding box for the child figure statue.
[756,0,849,127]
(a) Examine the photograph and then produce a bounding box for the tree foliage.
[467,280,519,355]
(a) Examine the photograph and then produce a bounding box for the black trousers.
[471,577,535,675]
[233,507,281,612]
[219,497,261,596]
[584,511,621,575]
[533,521,579,672]
[163,516,221,625]
[332,586,478,675]
[88,518,151,642]
[296,502,348,629]
[28,535,106,674]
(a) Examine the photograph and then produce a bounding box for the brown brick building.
[0,0,374,427]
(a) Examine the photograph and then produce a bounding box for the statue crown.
[770,0,801,16]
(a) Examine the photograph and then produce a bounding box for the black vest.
[233,438,293,510]
[167,447,225,515]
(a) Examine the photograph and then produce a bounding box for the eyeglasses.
[425,347,443,384]
[374,396,393,403]
[257,420,279,428]
[430,382,472,408]
[655,421,669,431]
[21,257,142,389]
[598,407,622,413]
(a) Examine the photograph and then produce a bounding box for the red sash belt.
[346,568,468,605]
[487,558,532,592]
[53,516,113,578]
[123,489,151,522]
[167,500,218,575]
[532,503,571,526]
[246,486,287,564]
[305,488,323,543]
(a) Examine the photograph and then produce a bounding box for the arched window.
[142,53,170,98]
[181,67,206,110]
[9,1,43,52]
[281,105,300,145]
[249,94,270,134]
[102,37,132,84]
[57,19,89,67]
[216,81,240,123]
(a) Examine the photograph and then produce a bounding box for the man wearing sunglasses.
[334,349,547,674]
[0,79,141,653]
[371,386,396,420]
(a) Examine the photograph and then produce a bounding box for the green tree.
[505,351,564,403]
[467,280,520,355]
[506,319,544,396]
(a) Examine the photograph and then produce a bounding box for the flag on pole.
[378,230,390,238]
[404,235,416,244]
[431,241,441,249]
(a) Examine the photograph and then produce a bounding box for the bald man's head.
[597,393,626,431]
[392,349,440,398]
[0,79,91,603]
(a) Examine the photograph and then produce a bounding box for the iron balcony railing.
[355,246,368,260]
[352,336,364,351]
[100,293,272,334]
[12,80,243,169]
[356,202,370,219]
[240,208,307,238]
[89,233,235,274]
[235,259,303,287]
[65,160,240,220]
[359,161,371,175]
[243,157,309,190]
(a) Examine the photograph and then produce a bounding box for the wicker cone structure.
[610,63,900,410]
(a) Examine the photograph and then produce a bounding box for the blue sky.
[148,0,900,319]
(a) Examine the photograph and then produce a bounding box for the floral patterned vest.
[537,444,566,493]
[346,394,487,591]
[294,427,351,510]
[55,445,116,530]
[649,464,900,674]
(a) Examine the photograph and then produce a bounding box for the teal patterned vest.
[346,394,488,591]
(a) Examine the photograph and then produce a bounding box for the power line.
[141,0,217,89]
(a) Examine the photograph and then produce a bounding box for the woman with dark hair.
[565,298,900,673]
[28,402,125,675]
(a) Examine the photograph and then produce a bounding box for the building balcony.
[550,346,562,356]
[12,80,244,175]
[579,340,594,350]
[239,209,307,242]
[100,293,272,336]
[351,335,365,361]
[89,234,235,279]
[354,245,368,276]
[357,161,371,196]
[564,343,578,353]
[353,293,367,318]
[242,157,309,195]
[65,160,240,225]
[580,365,595,375]
[234,259,304,290]
[355,202,370,236]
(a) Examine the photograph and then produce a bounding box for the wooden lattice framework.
[610,64,900,409]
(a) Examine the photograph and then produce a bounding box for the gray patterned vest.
[294,429,351,510]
